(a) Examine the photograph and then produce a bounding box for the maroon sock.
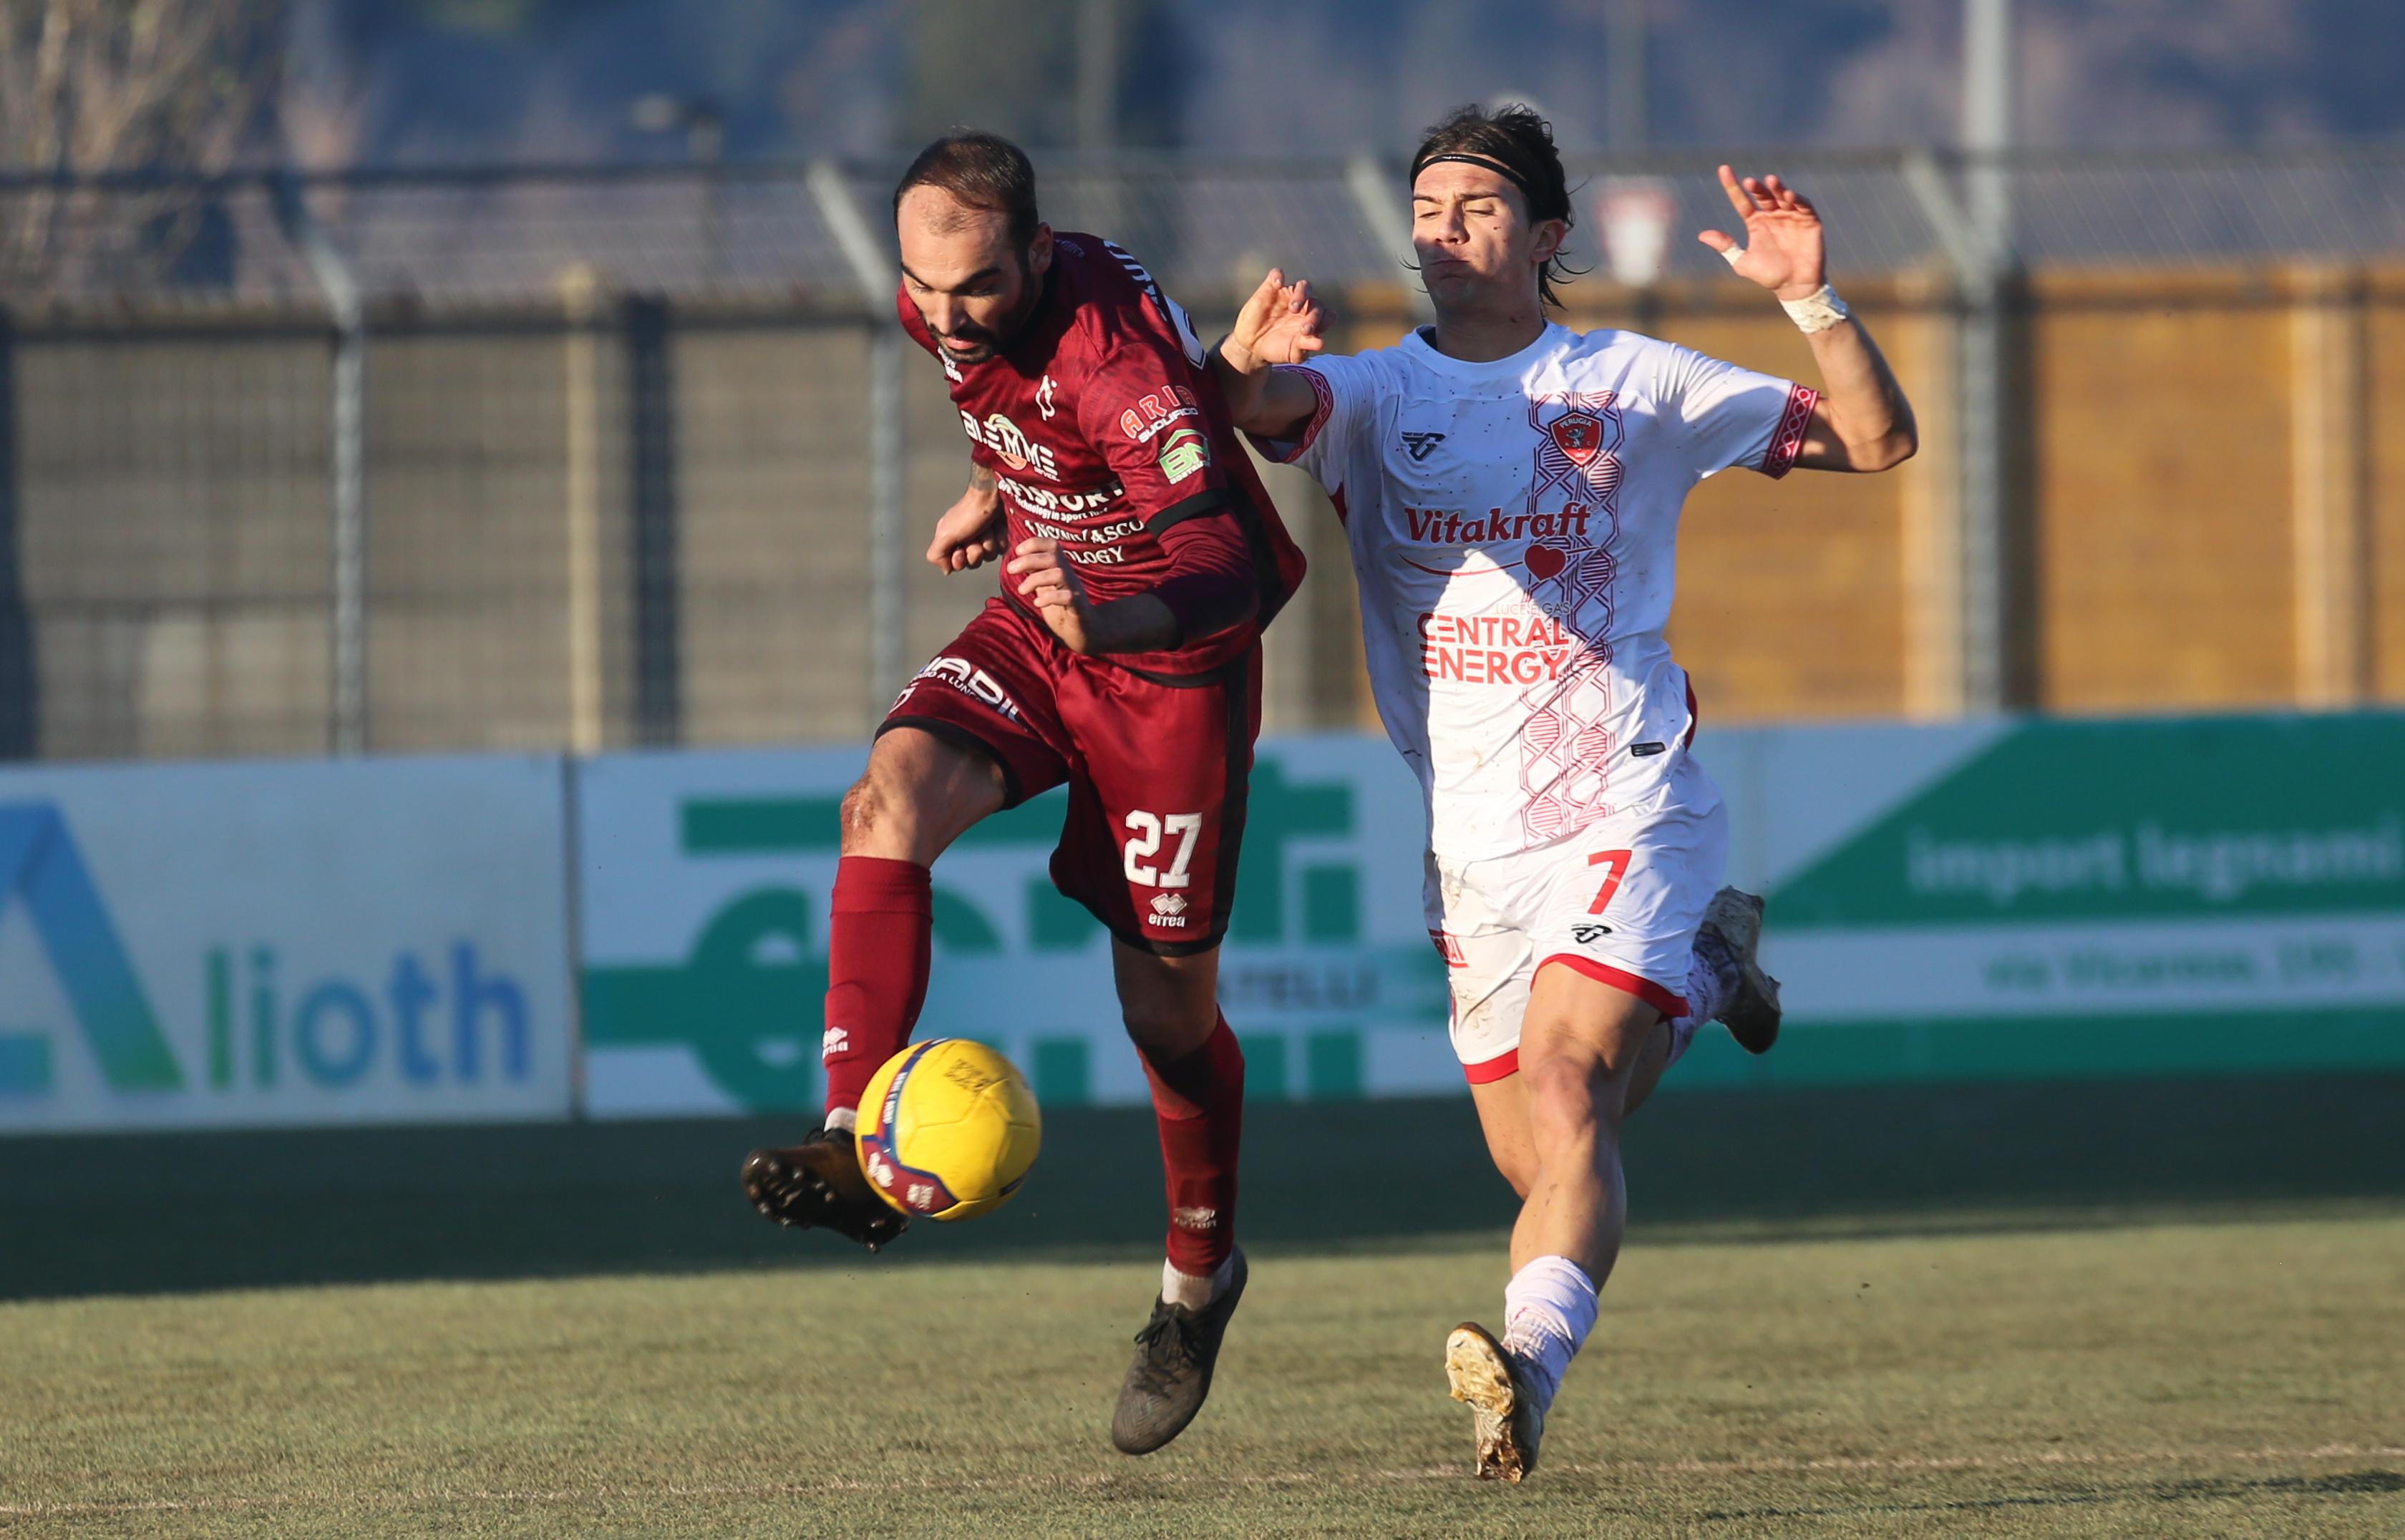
[1142,1015,1245,1277]
[820,856,933,1120]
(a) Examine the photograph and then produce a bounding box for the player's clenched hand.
[1221,267,1325,376]
[1009,537,1098,653]
[927,486,1005,573]
[1697,166,1827,302]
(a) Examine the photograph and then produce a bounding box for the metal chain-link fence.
[3,148,2403,760]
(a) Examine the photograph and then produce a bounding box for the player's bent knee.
[1119,992,1217,1058]
[837,773,904,852]
[1489,1145,1538,1199]
[1522,1054,1618,1151]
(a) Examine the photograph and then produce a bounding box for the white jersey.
[1260,322,1814,862]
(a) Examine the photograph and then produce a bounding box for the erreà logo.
[0,804,179,1095]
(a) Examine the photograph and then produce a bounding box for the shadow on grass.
[4,1075,2400,1300]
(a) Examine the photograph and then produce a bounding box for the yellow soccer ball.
[855,1039,1042,1222]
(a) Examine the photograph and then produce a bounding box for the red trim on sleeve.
[1535,953,1689,1018]
[1462,1048,1520,1085]
[1252,365,1335,464]
[1761,383,1818,479]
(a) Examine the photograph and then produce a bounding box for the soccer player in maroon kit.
[741,132,1308,1456]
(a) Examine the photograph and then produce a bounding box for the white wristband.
[1779,283,1851,333]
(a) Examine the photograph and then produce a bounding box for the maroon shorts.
[880,598,1260,956]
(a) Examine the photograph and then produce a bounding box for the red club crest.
[1550,411,1604,465]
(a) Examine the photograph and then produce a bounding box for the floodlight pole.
[809,161,909,723]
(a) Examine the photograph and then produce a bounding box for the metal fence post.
[560,265,608,754]
[2290,265,2373,708]
[1959,0,2017,713]
[623,295,683,746]
[808,160,909,720]
[0,311,31,759]
[274,174,369,754]
[1346,156,1434,323]
[866,325,906,716]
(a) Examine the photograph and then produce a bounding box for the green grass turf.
[3,1213,2400,1538]
[8,1076,2403,1300]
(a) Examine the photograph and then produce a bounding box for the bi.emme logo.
[0,802,531,1105]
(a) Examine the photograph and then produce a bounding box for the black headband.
[1409,151,1548,213]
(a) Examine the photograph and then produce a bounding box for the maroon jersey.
[898,233,1306,678]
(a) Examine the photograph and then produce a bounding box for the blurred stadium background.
[3,2,2401,1534]
[6,145,2405,754]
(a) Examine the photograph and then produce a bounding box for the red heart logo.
[1525,543,1567,580]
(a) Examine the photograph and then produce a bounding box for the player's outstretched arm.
[1211,268,1326,439]
[926,464,1006,572]
[1699,165,1918,474]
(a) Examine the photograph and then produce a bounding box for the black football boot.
[740,1126,908,1252]
[1109,1247,1249,1455]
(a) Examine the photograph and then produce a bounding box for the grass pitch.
[4,1211,2400,1538]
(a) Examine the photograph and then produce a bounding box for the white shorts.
[1425,766,1729,1084]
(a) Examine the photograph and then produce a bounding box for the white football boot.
[1698,887,1782,1054]
[1445,1322,1545,1482]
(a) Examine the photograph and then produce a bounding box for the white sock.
[1682,942,1733,1026]
[1659,949,1726,1071]
[1500,1254,1599,1413]
[823,1105,857,1134]
[1162,1252,1235,1311]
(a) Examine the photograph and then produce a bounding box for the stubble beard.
[926,253,1041,365]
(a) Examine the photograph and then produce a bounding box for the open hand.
[1008,537,1097,653]
[1697,166,1826,301]
[1221,267,1325,375]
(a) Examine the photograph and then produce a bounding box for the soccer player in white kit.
[1213,104,1918,1481]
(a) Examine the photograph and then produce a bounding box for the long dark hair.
[1409,103,1583,308]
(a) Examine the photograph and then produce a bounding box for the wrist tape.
[1779,283,1851,333]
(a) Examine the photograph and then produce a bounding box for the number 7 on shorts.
[1587,849,1633,915]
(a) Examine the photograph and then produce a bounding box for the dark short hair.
[894,131,1041,250]
[1410,103,1581,308]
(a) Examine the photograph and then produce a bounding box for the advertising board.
[576,741,1454,1115]
[0,756,575,1131]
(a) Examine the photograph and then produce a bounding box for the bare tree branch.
[1,0,283,293]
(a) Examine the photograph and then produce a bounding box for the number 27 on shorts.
[1124,811,1203,888]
